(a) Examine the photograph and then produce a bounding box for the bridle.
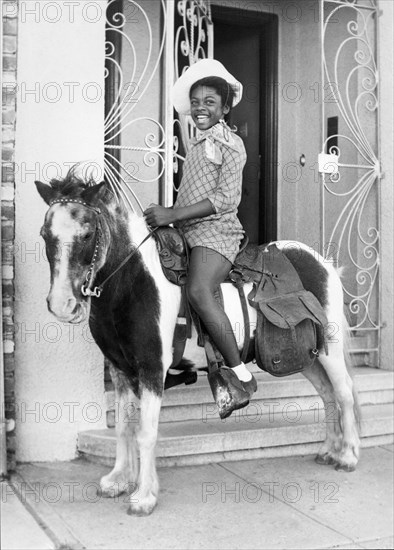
[48,197,157,299]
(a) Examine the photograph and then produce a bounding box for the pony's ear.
[80,181,108,205]
[35,181,55,205]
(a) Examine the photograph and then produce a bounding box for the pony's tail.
[342,308,362,433]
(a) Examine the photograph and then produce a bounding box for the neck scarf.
[192,121,239,164]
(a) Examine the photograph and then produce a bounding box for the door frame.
[211,5,278,243]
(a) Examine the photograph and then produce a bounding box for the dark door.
[213,9,278,244]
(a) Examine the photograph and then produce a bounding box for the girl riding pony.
[144,59,257,418]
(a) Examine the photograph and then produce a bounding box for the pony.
[35,172,361,516]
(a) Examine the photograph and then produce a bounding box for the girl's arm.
[144,139,246,227]
[144,199,214,227]
[205,143,246,214]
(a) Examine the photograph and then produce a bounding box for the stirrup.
[208,367,250,419]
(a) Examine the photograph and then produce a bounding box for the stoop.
[78,366,394,467]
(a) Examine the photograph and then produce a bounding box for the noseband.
[48,197,157,299]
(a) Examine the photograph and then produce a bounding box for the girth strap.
[171,286,192,368]
[231,279,251,364]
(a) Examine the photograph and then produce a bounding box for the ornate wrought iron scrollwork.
[320,0,380,358]
[104,0,168,212]
[173,0,213,192]
[104,0,213,209]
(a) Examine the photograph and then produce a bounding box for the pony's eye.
[84,233,93,241]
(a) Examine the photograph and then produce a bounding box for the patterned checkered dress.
[174,123,247,263]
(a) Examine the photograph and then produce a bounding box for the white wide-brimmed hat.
[172,59,243,115]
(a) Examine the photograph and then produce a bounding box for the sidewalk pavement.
[1,444,393,550]
[1,481,55,550]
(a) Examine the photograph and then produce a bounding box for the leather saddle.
[153,226,249,285]
[231,243,328,375]
[154,226,189,286]
[153,227,328,378]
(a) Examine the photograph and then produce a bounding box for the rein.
[49,197,158,299]
[84,228,158,298]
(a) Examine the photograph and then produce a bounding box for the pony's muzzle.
[46,292,80,322]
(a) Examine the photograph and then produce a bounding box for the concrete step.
[105,368,394,425]
[78,402,394,468]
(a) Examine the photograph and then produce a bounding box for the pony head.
[36,170,112,323]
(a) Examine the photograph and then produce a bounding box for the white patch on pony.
[131,389,162,514]
[221,240,344,352]
[221,282,257,350]
[127,215,181,376]
[48,205,85,315]
[99,384,138,497]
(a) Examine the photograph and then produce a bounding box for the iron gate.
[319,0,381,364]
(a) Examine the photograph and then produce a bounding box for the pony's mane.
[48,167,96,197]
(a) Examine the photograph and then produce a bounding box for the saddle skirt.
[153,227,328,376]
[154,226,189,286]
[232,243,328,375]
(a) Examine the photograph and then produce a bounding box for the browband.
[49,197,101,214]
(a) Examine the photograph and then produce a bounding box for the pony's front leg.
[128,388,162,516]
[100,365,139,497]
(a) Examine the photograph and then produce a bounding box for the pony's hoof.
[99,476,136,498]
[315,453,337,466]
[127,496,157,516]
[335,462,356,472]
[98,486,125,498]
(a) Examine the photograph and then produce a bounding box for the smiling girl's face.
[189,85,230,131]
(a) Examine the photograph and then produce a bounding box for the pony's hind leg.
[99,365,139,497]
[128,388,162,516]
[313,263,361,471]
[318,347,360,471]
[302,362,343,465]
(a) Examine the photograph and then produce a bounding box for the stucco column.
[379,0,394,370]
[14,1,107,461]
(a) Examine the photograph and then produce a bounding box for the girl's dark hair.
[189,76,236,110]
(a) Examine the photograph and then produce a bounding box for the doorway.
[213,7,278,244]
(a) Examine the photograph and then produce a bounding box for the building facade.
[1,0,393,467]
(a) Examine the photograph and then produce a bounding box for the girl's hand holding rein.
[143,204,175,227]
[144,199,215,227]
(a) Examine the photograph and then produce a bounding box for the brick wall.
[2,0,18,471]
